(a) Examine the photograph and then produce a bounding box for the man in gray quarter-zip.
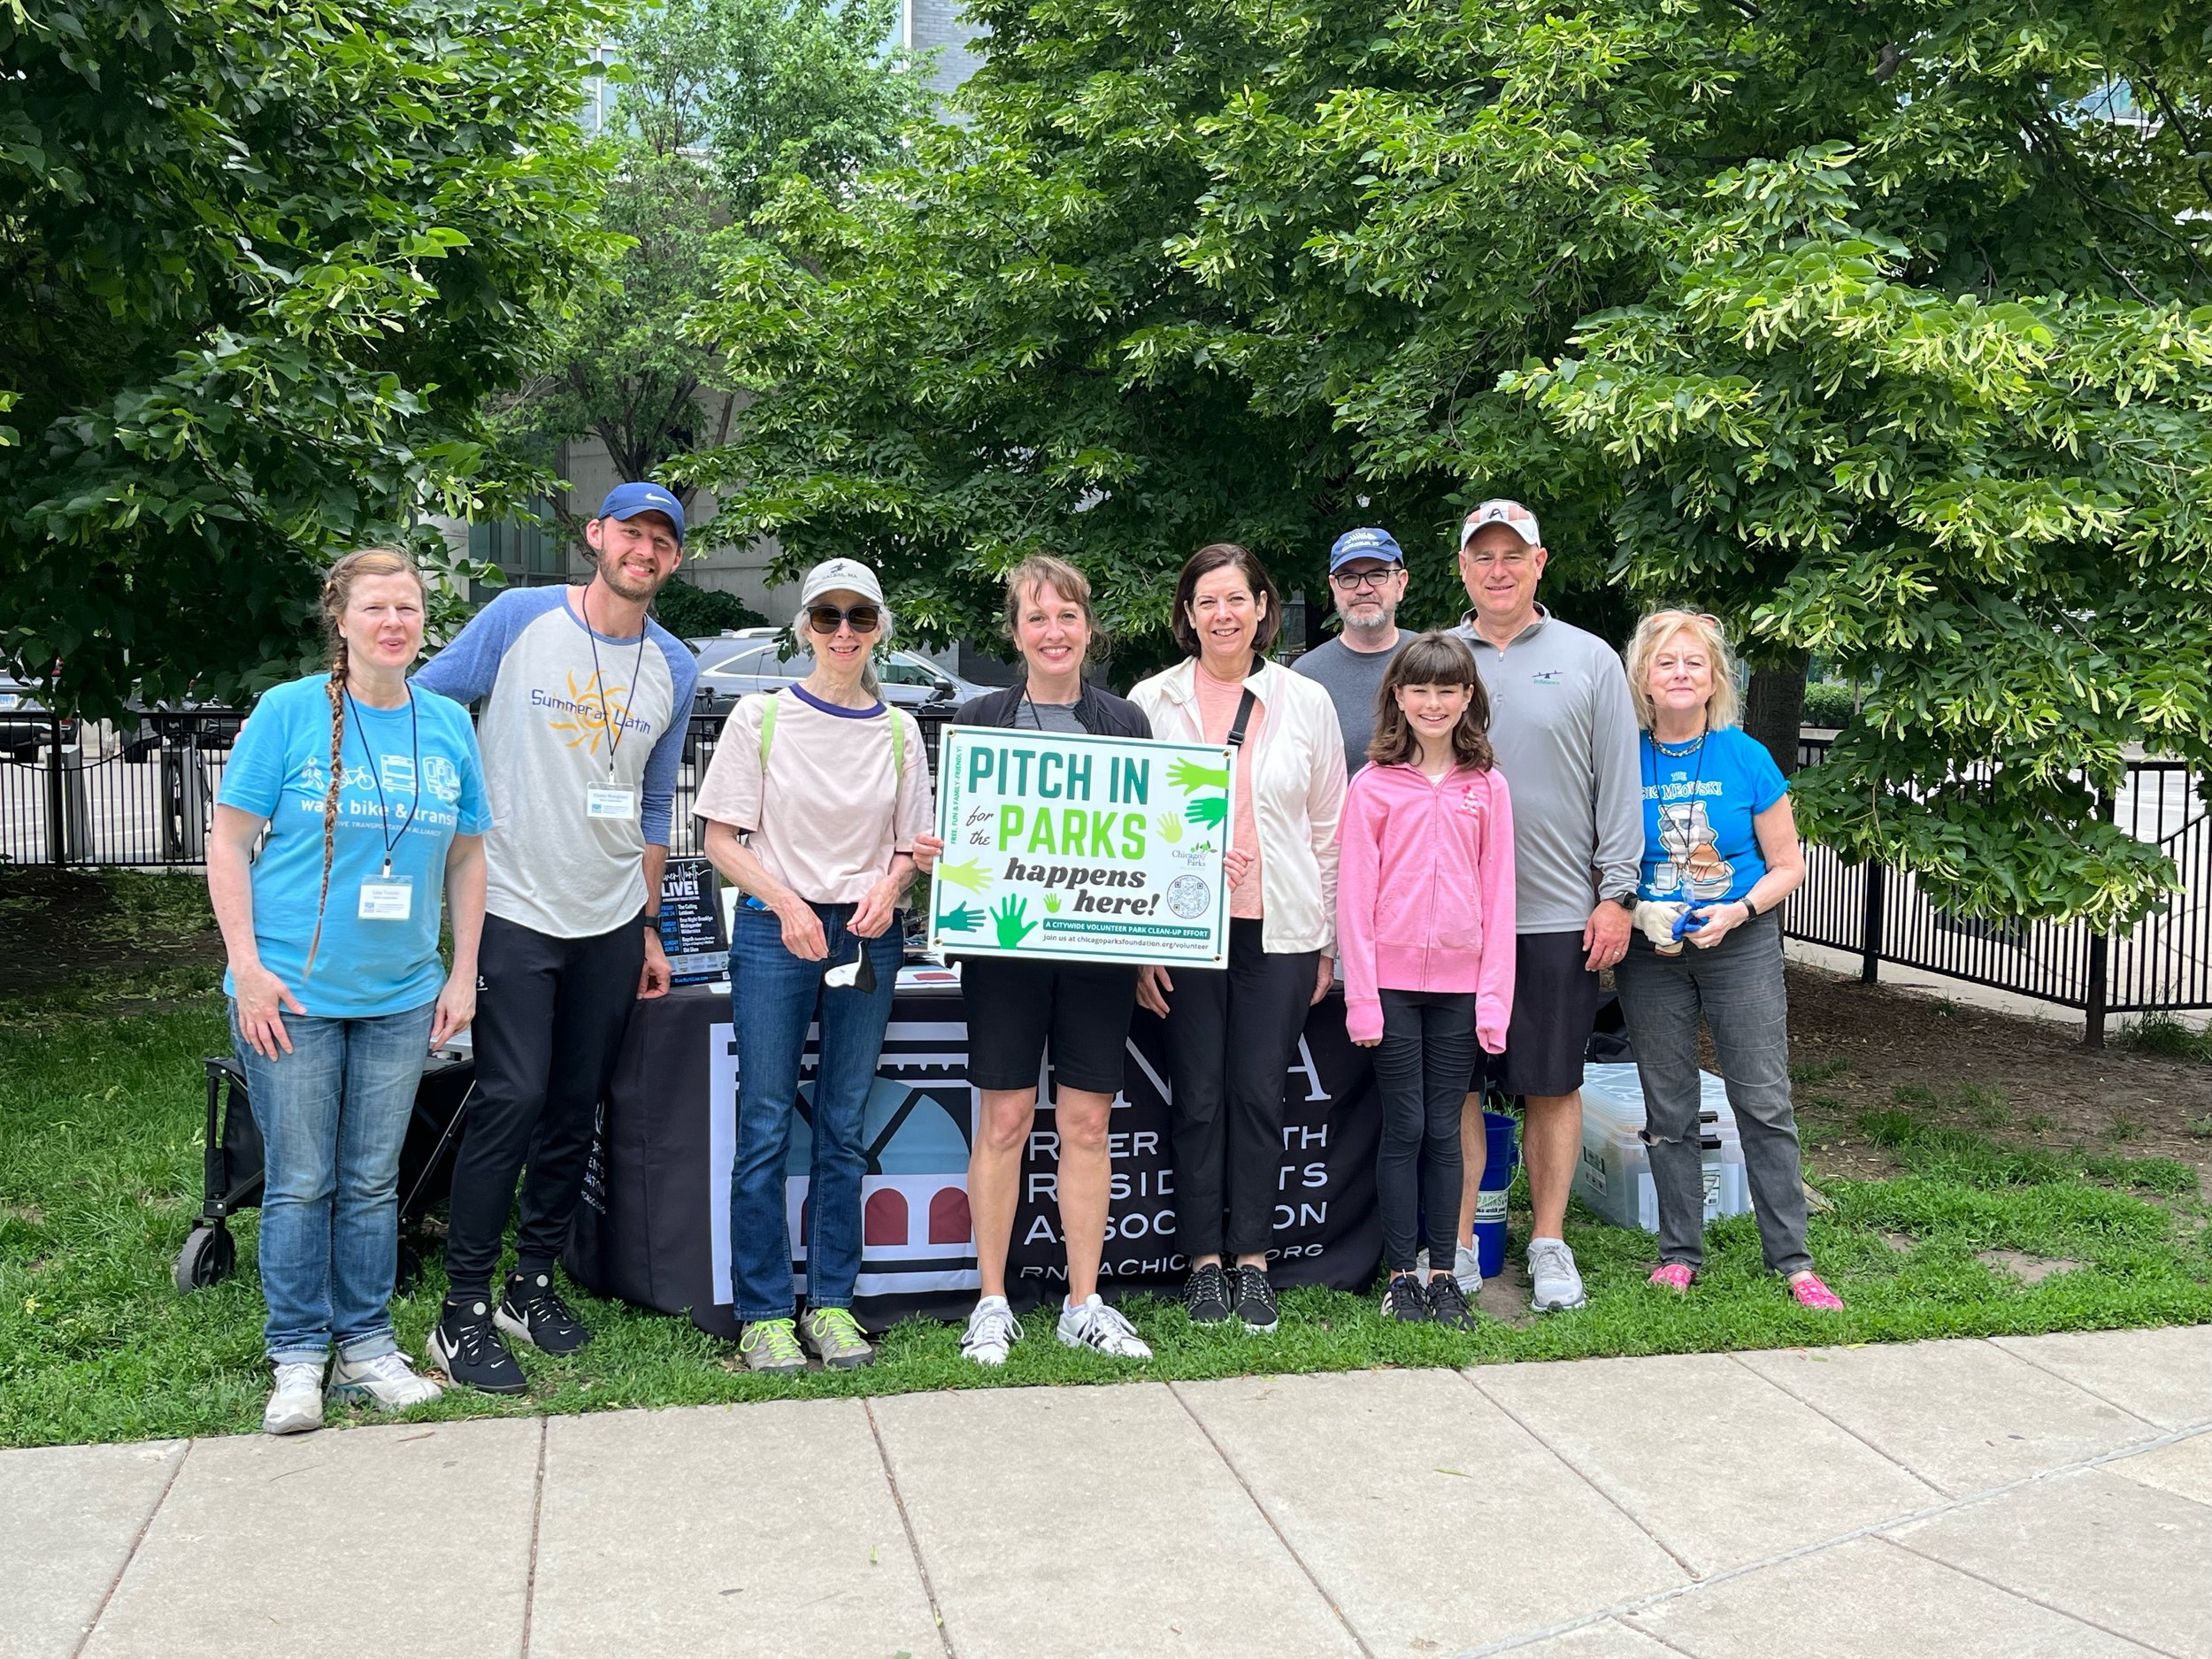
[1450,500,1642,1314]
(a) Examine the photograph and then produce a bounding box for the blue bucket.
[1471,1110,1520,1280]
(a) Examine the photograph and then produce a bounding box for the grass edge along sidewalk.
[3,997,2208,1448]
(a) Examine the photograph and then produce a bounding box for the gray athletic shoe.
[328,1349,442,1411]
[1527,1238,1587,1312]
[1454,1243,1484,1296]
[1056,1294,1152,1360]
[737,1317,807,1375]
[801,1306,875,1370]
[262,1360,326,1435]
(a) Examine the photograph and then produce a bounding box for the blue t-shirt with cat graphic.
[219,675,491,1018]
[1636,726,1787,909]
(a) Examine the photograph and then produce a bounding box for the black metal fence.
[5,712,2203,1041]
[1786,738,2211,1043]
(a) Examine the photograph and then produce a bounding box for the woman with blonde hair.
[207,548,491,1432]
[1615,609,1839,1309]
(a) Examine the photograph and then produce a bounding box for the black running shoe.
[1182,1263,1233,1325]
[1425,1272,1478,1332]
[1381,1271,1431,1324]
[429,1298,528,1395]
[1232,1263,1279,1333]
[497,1271,593,1356]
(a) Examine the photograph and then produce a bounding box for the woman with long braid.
[207,548,491,1434]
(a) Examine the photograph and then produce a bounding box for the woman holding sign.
[1129,543,1348,1333]
[206,548,489,1433]
[695,557,935,1374]
[922,556,1157,1367]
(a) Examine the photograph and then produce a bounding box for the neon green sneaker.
[738,1317,807,1375]
[800,1306,875,1370]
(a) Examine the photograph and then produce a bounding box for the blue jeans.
[228,1001,434,1363]
[728,904,901,1321]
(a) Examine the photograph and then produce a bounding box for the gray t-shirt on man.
[1292,634,1410,777]
[1453,607,1642,935]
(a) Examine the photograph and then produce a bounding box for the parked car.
[685,630,988,717]
[0,672,75,761]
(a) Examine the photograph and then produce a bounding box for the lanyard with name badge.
[348,687,420,921]
[584,585,649,820]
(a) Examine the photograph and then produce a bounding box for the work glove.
[1635,899,1692,956]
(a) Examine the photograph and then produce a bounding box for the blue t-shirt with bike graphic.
[219,675,491,1018]
[1636,726,1787,909]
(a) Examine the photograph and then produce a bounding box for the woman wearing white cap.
[694,557,935,1373]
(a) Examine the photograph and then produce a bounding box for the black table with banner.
[565,974,1386,1336]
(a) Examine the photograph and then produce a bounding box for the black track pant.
[1159,918,1317,1258]
[1373,988,1477,1271]
[442,913,644,1301]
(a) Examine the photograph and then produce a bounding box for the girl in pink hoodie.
[1335,632,1516,1330]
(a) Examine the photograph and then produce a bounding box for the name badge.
[357,877,414,921]
[587,786,638,820]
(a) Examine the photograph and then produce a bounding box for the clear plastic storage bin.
[1571,1064,1751,1233]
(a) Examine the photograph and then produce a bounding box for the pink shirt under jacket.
[1334,761,1517,1049]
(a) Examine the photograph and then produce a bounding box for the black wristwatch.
[1607,891,1638,910]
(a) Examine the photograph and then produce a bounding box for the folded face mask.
[823,940,877,994]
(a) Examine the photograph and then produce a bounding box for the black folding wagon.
[174,1050,477,1294]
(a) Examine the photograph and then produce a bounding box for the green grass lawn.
[3,975,2208,1448]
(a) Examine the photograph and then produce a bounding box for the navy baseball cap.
[597,481,686,544]
[1328,526,1404,572]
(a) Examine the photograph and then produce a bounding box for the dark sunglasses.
[806,603,882,634]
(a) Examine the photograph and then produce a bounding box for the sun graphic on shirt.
[548,669,632,755]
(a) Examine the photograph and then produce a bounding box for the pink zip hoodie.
[1335,761,1517,1048]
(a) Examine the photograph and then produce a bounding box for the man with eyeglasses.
[1293,526,1413,778]
[411,481,698,1392]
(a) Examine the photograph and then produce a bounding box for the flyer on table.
[928,726,1235,967]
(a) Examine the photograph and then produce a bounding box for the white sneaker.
[1056,1294,1152,1360]
[263,1360,326,1435]
[1455,1243,1484,1296]
[959,1296,1023,1367]
[1527,1238,1587,1312]
[329,1349,444,1411]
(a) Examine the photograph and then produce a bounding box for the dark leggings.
[1373,988,1477,1271]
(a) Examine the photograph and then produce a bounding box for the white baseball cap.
[798,557,886,607]
[1460,499,1542,549]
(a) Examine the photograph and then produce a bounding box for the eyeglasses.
[1330,567,1401,591]
[806,603,882,635]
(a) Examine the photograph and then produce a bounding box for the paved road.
[7,1327,2208,1658]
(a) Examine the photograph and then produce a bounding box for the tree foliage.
[498,0,933,514]
[690,0,2212,926]
[1,0,622,716]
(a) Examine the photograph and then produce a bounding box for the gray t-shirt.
[1015,697,1085,733]
[1452,608,1642,934]
[1292,634,1409,777]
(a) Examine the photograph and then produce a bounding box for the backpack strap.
[757,691,779,772]
[891,707,906,778]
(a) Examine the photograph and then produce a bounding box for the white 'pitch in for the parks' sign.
[927,726,1236,967]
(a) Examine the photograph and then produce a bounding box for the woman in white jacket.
[1130,542,1348,1333]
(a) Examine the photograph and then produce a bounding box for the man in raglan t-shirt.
[413,482,700,1393]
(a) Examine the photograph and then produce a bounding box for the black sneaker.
[1232,1263,1279,1333]
[428,1298,528,1395]
[1425,1272,1478,1332]
[1182,1263,1233,1325]
[1381,1271,1431,1323]
[496,1271,593,1356]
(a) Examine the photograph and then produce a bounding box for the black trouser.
[443,913,644,1301]
[1374,988,1477,1271]
[1159,918,1317,1258]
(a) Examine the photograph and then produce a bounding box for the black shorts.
[959,956,1140,1095]
[1477,931,1600,1099]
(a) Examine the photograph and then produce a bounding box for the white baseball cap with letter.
[1460,499,1542,549]
[798,557,887,607]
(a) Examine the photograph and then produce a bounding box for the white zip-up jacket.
[1128,657,1349,957]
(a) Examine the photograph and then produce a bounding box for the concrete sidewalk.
[8,1328,2208,1659]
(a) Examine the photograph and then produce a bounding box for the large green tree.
[1,0,621,716]
[691,0,2212,926]
[498,0,933,520]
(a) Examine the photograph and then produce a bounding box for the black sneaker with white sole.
[1425,1272,1478,1332]
[1232,1264,1279,1333]
[1381,1271,1430,1323]
[1182,1263,1233,1325]
[428,1298,528,1395]
[497,1271,593,1356]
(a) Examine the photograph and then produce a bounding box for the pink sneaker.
[1647,1263,1696,1293]
[1788,1271,1844,1310]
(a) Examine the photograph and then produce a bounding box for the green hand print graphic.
[1187,795,1227,831]
[1044,894,1063,913]
[1168,757,1230,795]
[991,895,1038,949]
[938,902,983,933]
[935,857,991,895]
[1155,812,1184,846]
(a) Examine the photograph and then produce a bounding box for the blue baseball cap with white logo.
[596,481,687,544]
[1327,526,1404,572]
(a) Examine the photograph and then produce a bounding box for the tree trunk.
[1743,652,1809,776]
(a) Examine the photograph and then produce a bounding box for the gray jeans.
[1612,910,1811,1275]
